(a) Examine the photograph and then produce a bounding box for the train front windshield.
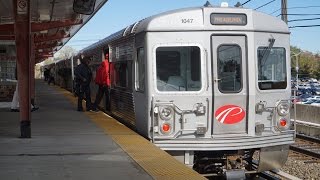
[156,46,201,91]
[257,47,287,90]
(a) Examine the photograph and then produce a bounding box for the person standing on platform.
[92,53,111,112]
[44,68,50,81]
[11,66,39,112]
[74,56,93,111]
[48,66,55,85]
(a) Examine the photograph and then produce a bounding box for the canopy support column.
[30,34,35,107]
[13,0,31,138]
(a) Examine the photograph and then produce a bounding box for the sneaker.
[89,108,99,112]
[31,107,39,112]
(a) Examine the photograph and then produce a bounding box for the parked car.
[311,100,320,106]
[298,94,312,101]
[302,99,317,105]
[307,96,320,101]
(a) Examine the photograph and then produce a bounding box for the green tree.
[290,46,320,79]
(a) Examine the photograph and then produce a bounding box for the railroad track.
[259,169,301,180]
[289,134,320,162]
[251,160,301,180]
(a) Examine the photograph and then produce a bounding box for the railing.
[291,119,320,129]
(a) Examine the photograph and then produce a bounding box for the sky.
[64,0,320,54]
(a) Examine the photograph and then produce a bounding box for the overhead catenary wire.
[289,24,320,28]
[254,0,276,10]
[288,17,320,22]
[269,5,320,15]
[241,0,254,6]
[277,13,320,17]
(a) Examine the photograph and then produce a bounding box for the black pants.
[48,76,55,85]
[93,85,110,111]
[74,80,81,97]
[78,85,92,111]
[44,75,48,81]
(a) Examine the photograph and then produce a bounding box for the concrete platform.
[0,80,152,180]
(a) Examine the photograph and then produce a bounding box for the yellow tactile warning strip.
[54,86,206,180]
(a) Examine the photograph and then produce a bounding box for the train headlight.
[159,106,174,120]
[155,104,175,136]
[277,101,290,116]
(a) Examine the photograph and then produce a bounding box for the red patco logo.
[215,105,246,124]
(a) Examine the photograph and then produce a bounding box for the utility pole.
[292,51,301,137]
[281,0,288,24]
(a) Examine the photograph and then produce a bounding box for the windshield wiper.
[258,37,275,80]
[260,37,275,66]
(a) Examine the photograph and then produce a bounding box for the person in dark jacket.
[48,67,55,85]
[44,68,50,81]
[74,56,93,111]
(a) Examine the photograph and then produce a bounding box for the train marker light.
[279,119,287,127]
[277,118,290,131]
[162,123,171,133]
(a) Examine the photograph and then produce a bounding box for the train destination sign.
[210,13,247,25]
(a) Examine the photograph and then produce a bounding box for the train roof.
[81,6,289,54]
[136,6,289,33]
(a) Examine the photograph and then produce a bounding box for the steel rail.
[290,134,320,159]
[289,145,320,159]
[252,160,301,180]
[269,169,302,180]
[258,171,281,180]
[296,134,320,143]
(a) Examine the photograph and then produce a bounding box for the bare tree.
[54,46,78,60]
[42,57,54,65]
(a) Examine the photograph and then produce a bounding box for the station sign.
[210,13,247,25]
[17,0,28,15]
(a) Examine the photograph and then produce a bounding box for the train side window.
[217,45,242,93]
[156,46,201,91]
[112,62,128,89]
[136,48,145,92]
[257,47,286,90]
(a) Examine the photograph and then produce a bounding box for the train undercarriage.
[168,145,289,179]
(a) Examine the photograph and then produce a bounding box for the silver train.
[53,3,295,178]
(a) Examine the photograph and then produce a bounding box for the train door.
[133,33,148,135]
[103,48,110,111]
[211,35,248,135]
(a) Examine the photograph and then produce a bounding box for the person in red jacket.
[92,53,110,112]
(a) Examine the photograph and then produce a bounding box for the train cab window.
[217,45,242,92]
[156,46,201,91]
[257,47,286,90]
[136,48,145,92]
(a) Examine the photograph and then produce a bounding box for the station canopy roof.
[0,0,108,62]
